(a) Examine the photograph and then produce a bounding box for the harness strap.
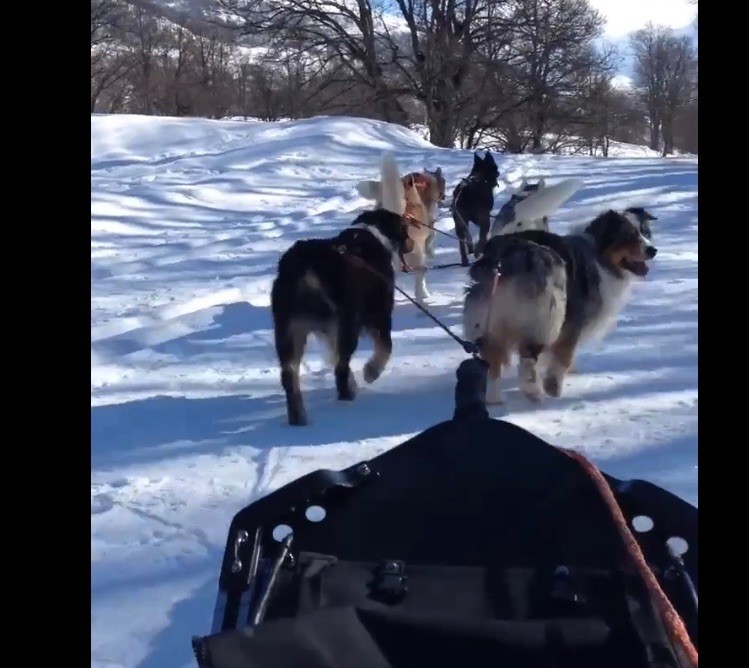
[560,448,698,668]
[335,245,479,356]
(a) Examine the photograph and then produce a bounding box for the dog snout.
[645,245,657,259]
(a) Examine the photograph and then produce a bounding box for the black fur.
[450,151,500,266]
[468,236,566,300]
[624,206,658,240]
[271,209,411,426]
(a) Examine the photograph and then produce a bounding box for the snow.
[91,113,698,667]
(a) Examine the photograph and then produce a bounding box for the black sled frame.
[193,358,698,667]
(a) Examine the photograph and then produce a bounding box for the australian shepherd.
[450,151,500,265]
[462,209,658,405]
[271,153,413,426]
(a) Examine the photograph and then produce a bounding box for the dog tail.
[511,177,583,226]
[379,151,406,217]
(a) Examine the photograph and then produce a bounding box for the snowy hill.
[91,113,698,668]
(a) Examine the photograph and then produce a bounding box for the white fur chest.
[580,263,634,342]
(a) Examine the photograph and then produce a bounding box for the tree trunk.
[648,120,661,151]
[428,114,455,148]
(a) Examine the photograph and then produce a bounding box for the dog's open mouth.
[620,258,649,276]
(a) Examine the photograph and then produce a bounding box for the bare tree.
[630,23,696,154]
[91,0,132,111]
[216,0,410,122]
[92,0,694,154]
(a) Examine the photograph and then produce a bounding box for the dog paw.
[363,360,383,384]
[337,373,358,400]
[288,409,309,426]
[543,376,562,397]
[522,388,542,403]
[337,387,356,401]
[416,290,430,302]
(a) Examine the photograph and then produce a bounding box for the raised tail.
[379,151,406,216]
[511,178,583,225]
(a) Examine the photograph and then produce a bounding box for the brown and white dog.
[357,166,446,259]
[356,160,446,304]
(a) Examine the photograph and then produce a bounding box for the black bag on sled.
[191,359,698,668]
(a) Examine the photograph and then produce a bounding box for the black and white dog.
[271,153,413,426]
[450,151,500,266]
[463,208,658,405]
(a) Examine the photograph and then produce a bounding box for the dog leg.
[452,212,472,266]
[334,318,360,401]
[481,342,509,405]
[474,213,491,258]
[363,314,393,384]
[518,342,544,403]
[424,228,436,258]
[543,337,578,398]
[409,247,429,305]
[275,317,309,426]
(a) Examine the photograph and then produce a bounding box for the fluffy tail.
[511,178,583,224]
[379,151,406,216]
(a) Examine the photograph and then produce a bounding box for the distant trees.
[91,0,697,154]
[630,23,697,155]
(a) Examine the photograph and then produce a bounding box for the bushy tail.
[379,151,405,216]
[511,178,583,224]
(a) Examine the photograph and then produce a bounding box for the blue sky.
[588,0,698,85]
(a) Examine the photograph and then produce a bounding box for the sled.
[191,358,698,668]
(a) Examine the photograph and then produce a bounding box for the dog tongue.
[629,260,649,277]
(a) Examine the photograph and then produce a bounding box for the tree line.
[91,0,698,155]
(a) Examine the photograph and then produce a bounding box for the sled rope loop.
[334,245,480,357]
[402,212,461,242]
[562,448,698,668]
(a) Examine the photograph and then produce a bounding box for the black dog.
[271,209,412,426]
[450,151,500,266]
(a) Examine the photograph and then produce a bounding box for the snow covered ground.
[91,114,698,668]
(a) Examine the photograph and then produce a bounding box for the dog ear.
[645,210,658,221]
[519,178,528,191]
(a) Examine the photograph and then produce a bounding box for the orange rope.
[560,448,698,668]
